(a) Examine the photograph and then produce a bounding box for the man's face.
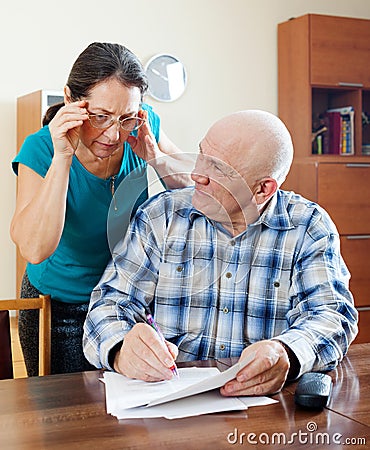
[190,133,256,229]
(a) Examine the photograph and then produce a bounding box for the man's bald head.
[205,109,294,186]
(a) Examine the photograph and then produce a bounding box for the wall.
[1,0,370,298]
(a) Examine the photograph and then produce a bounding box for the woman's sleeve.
[12,127,53,177]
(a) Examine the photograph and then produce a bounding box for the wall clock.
[145,54,187,102]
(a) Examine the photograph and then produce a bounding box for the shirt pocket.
[246,264,292,342]
[155,261,206,338]
[155,261,193,304]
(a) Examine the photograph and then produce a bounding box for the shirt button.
[222,307,229,314]
[274,281,280,287]
[176,266,183,272]
[220,344,226,351]
[230,240,235,246]
[225,272,232,279]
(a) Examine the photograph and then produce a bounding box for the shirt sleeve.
[83,203,162,370]
[273,211,358,377]
[12,126,53,177]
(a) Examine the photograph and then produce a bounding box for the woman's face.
[78,78,142,159]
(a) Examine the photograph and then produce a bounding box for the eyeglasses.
[87,112,145,132]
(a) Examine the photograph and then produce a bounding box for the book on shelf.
[326,110,342,154]
[322,106,354,155]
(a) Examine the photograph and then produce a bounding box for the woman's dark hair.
[42,42,148,125]
[42,103,64,126]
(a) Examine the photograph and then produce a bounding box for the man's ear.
[64,85,72,104]
[254,178,278,205]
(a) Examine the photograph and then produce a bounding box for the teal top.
[12,103,160,304]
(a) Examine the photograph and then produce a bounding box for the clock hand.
[151,68,168,81]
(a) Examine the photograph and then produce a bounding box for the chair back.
[0,295,51,379]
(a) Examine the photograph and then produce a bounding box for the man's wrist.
[276,340,300,380]
[108,341,123,371]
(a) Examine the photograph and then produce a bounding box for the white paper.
[115,391,249,420]
[104,353,255,411]
[147,352,255,407]
[103,353,278,419]
[104,367,220,411]
[105,375,277,420]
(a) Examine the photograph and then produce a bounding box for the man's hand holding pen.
[113,322,179,382]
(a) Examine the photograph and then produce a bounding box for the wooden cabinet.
[310,15,370,86]
[357,310,370,343]
[317,163,370,235]
[16,90,63,295]
[278,14,370,343]
[340,236,370,308]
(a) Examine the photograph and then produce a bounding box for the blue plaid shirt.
[83,187,358,376]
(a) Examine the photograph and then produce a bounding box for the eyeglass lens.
[88,114,144,131]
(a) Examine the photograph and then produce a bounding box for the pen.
[134,310,179,378]
[146,314,179,378]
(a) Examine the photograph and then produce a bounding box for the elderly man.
[83,110,357,396]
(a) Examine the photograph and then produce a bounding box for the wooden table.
[0,344,369,449]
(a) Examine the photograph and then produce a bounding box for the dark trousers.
[19,273,96,376]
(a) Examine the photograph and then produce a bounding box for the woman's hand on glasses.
[48,101,88,160]
[127,109,161,164]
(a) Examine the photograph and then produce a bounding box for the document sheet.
[104,357,277,419]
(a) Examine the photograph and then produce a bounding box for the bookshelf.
[278,14,370,343]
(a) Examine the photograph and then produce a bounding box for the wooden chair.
[0,295,51,379]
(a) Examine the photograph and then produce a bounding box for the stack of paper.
[103,358,277,420]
